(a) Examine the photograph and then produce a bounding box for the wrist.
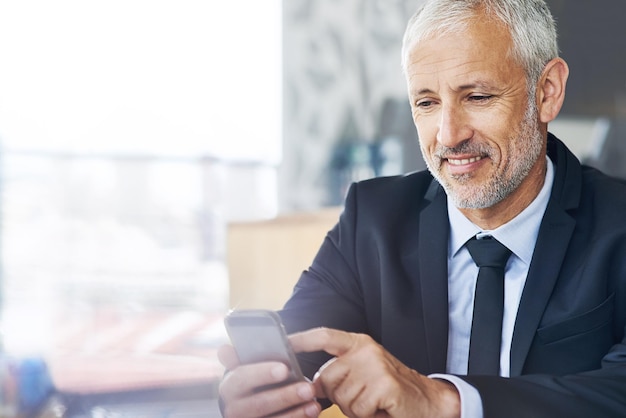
[432,378,461,418]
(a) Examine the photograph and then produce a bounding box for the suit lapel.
[509,205,575,375]
[509,135,581,376]
[393,135,581,376]
[401,180,450,373]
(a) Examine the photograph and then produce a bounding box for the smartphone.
[224,309,305,386]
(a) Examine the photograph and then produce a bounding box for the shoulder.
[549,134,626,213]
[349,170,436,202]
[576,165,626,233]
[581,165,626,204]
[338,170,441,229]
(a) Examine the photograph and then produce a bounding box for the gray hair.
[401,0,559,88]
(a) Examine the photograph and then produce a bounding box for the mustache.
[433,141,493,159]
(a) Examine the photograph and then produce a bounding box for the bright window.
[0,1,281,415]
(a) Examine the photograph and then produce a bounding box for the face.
[405,17,545,210]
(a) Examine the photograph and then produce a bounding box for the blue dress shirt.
[431,156,554,417]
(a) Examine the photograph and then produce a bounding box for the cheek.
[469,115,513,152]
[414,119,437,150]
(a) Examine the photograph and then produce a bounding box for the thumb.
[217,344,240,370]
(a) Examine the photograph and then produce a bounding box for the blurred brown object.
[228,207,345,416]
[227,207,341,310]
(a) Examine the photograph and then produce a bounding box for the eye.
[468,94,493,102]
[415,99,436,109]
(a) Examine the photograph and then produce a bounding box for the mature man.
[219,0,626,417]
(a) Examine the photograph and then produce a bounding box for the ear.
[536,57,569,123]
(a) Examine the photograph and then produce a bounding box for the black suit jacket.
[280,134,626,417]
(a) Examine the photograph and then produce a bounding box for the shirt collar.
[448,156,555,265]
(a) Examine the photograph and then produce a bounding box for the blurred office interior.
[0,0,624,416]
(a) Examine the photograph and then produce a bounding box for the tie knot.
[466,236,512,269]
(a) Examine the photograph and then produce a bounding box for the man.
[219,0,626,417]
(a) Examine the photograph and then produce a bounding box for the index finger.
[288,327,357,357]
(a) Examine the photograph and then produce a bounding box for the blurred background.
[0,0,624,416]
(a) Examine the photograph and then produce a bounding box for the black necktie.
[465,236,512,375]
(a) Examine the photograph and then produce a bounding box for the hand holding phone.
[223,309,306,387]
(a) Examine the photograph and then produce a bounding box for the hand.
[289,328,460,418]
[217,344,322,418]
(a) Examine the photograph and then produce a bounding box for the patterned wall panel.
[280,0,424,210]
[280,0,626,210]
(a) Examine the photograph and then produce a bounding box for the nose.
[436,104,472,148]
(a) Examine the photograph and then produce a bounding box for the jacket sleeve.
[279,181,369,380]
[461,340,626,418]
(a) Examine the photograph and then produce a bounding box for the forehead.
[405,17,524,90]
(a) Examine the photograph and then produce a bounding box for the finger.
[323,366,360,408]
[313,357,338,382]
[221,380,320,418]
[217,343,241,370]
[312,355,364,412]
[273,400,322,418]
[318,363,392,418]
[310,357,338,399]
[289,327,357,357]
[219,361,290,401]
[265,398,322,418]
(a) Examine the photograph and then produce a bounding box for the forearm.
[462,368,626,418]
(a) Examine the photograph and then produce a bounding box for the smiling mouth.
[447,156,484,166]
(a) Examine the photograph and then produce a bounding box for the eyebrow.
[411,81,498,96]
[458,81,498,91]
[412,88,436,96]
